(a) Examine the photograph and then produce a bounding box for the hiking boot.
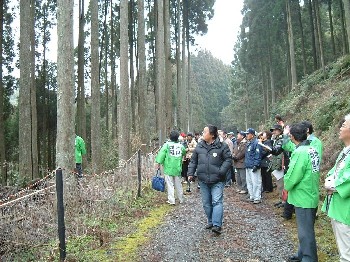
[212,226,222,234]
[253,199,261,204]
[166,201,175,205]
[239,190,248,194]
[205,224,213,229]
[245,198,254,203]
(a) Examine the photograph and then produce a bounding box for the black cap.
[270,124,283,132]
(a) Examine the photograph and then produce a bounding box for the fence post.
[56,168,66,261]
[137,149,142,197]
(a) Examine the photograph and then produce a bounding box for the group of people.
[155,114,350,262]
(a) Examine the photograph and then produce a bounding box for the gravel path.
[139,185,296,262]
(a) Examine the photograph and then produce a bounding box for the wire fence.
[0,148,157,260]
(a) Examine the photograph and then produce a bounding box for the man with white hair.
[322,114,350,262]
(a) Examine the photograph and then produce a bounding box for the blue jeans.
[198,181,225,227]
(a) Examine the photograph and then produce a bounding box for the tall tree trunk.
[91,0,101,173]
[181,0,187,132]
[342,0,350,53]
[137,0,147,143]
[129,0,136,133]
[164,0,172,134]
[286,0,297,88]
[186,0,191,132]
[297,0,307,75]
[315,0,325,71]
[339,0,348,54]
[0,0,4,184]
[175,0,181,129]
[308,0,318,70]
[119,0,130,162]
[30,0,38,178]
[328,0,336,56]
[129,0,137,132]
[103,0,109,134]
[156,0,166,143]
[19,0,33,180]
[77,0,85,139]
[56,0,75,181]
[111,2,117,140]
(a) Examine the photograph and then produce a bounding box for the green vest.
[75,136,86,164]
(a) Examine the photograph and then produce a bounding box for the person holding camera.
[187,124,232,235]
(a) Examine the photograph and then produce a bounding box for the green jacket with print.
[284,141,320,208]
[156,141,186,176]
[321,150,350,226]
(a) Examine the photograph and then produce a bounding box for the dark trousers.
[181,159,190,181]
[231,166,236,183]
[261,167,273,192]
[284,201,295,218]
[76,163,83,178]
[295,207,318,262]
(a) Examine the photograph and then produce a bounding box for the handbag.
[152,169,165,192]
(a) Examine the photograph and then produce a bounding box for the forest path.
[138,185,295,262]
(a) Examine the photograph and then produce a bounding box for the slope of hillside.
[274,55,350,172]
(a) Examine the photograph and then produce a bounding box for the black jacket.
[187,138,232,184]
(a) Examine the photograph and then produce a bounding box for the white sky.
[194,0,244,65]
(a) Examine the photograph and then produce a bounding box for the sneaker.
[212,226,222,234]
[166,201,175,205]
[235,189,241,193]
[239,190,248,194]
[205,224,213,229]
[253,200,261,204]
[245,198,254,202]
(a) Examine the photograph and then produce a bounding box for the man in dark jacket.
[244,128,262,204]
[188,124,232,235]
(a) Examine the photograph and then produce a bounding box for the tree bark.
[297,0,307,75]
[19,0,33,180]
[315,0,325,71]
[0,0,5,184]
[77,0,85,139]
[175,0,181,129]
[111,2,117,140]
[339,0,348,54]
[91,0,101,173]
[56,0,75,179]
[181,0,187,132]
[286,0,297,88]
[156,0,166,143]
[137,0,147,143]
[119,0,130,162]
[342,0,350,53]
[328,0,336,56]
[164,0,172,134]
[308,0,318,70]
